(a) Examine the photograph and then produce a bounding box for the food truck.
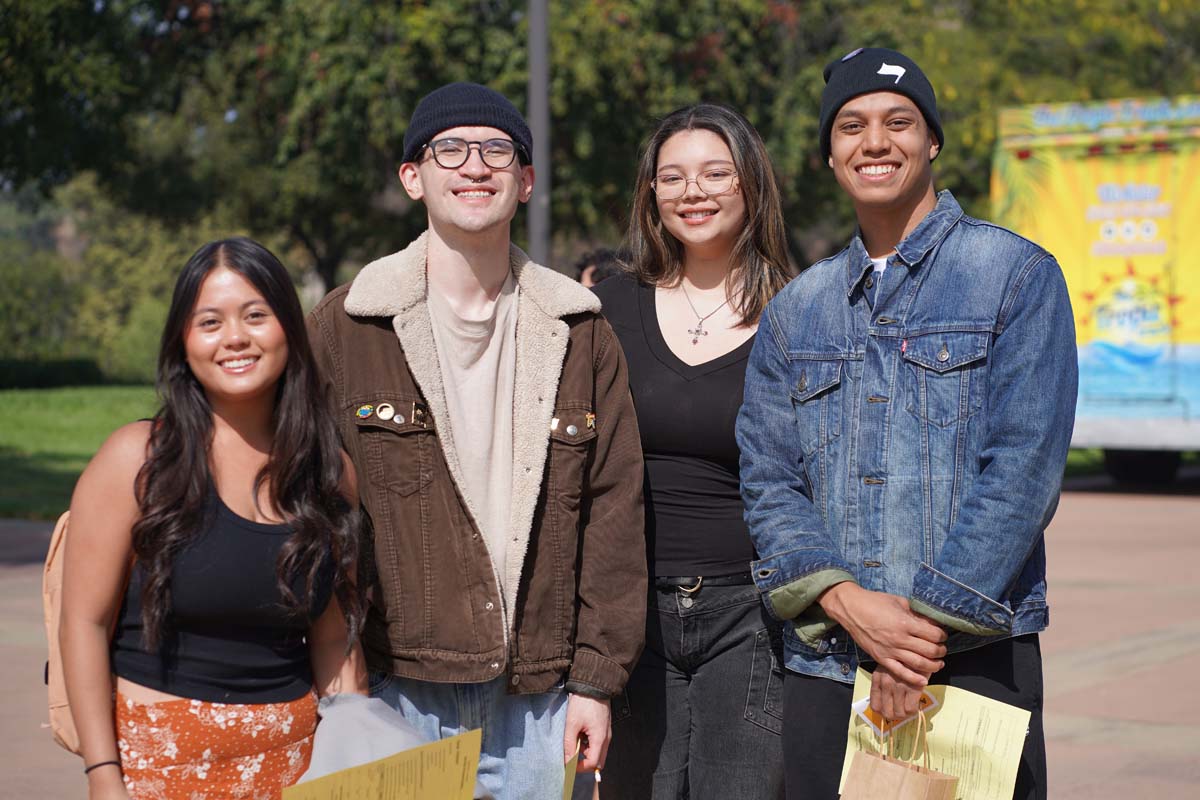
[992,96,1200,482]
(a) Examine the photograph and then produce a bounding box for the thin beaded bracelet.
[83,759,122,775]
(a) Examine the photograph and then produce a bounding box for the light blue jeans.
[370,672,595,800]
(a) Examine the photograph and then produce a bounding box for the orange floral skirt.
[116,690,317,800]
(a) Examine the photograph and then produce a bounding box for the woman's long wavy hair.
[626,104,793,326]
[133,237,361,651]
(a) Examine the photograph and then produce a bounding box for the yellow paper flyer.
[283,727,481,800]
[562,739,581,800]
[839,669,1031,800]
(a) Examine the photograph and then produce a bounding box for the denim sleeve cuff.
[790,603,843,648]
[909,562,1012,636]
[761,568,857,622]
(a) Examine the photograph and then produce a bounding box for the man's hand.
[819,583,947,688]
[563,694,611,772]
[870,665,927,721]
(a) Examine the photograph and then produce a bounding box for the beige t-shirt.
[427,273,519,588]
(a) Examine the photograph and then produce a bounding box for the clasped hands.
[819,582,947,722]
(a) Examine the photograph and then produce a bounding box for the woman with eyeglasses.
[60,238,367,799]
[593,105,792,798]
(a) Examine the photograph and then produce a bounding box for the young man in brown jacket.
[306,82,646,799]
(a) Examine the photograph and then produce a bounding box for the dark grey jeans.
[605,582,786,799]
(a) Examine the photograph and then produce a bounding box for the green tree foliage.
[4,0,1200,301]
[0,0,213,191]
[54,173,231,380]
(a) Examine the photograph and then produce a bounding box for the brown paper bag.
[841,710,958,800]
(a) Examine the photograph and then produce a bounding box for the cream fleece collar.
[344,231,600,320]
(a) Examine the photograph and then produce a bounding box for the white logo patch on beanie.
[877,62,906,84]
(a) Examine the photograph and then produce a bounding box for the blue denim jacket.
[737,191,1078,683]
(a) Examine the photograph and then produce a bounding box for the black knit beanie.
[818,47,943,161]
[401,82,533,165]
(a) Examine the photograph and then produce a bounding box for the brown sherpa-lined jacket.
[306,232,646,698]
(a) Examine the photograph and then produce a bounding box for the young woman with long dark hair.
[60,238,366,800]
[593,104,792,798]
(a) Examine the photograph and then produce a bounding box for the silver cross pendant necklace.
[681,282,732,345]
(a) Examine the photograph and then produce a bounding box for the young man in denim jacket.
[736,49,1077,800]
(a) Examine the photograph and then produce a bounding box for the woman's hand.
[87,764,131,800]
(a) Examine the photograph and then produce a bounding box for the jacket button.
[485,602,494,611]
[566,424,578,436]
[937,344,950,362]
[841,663,851,675]
[864,275,874,290]
[511,674,521,686]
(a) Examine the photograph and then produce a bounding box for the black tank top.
[110,489,335,703]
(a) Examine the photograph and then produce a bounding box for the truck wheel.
[1102,450,1181,485]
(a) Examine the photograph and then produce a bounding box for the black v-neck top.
[593,273,756,576]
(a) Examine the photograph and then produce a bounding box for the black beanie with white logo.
[402,82,532,165]
[818,47,943,161]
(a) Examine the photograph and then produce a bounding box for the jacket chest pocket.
[547,407,597,510]
[789,358,844,456]
[351,400,436,497]
[902,332,989,428]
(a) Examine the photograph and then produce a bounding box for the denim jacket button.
[840,663,851,675]
[937,344,950,362]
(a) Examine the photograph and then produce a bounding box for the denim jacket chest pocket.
[351,398,437,497]
[788,358,844,456]
[901,331,990,428]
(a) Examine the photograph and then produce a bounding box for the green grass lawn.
[1064,447,1104,478]
[0,386,158,519]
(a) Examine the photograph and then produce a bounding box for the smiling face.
[654,128,746,261]
[184,266,288,407]
[828,91,939,215]
[398,125,534,236]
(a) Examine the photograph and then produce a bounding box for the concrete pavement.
[1,470,1198,798]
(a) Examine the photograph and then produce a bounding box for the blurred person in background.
[737,48,1076,799]
[575,247,626,288]
[61,238,366,800]
[594,103,792,800]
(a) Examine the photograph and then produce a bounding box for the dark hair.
[626,104,793,325]
[573,248,626,285]
[133,237,361,650]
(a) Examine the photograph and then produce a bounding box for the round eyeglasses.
[423,138,522,170]
[651,168,738,200]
